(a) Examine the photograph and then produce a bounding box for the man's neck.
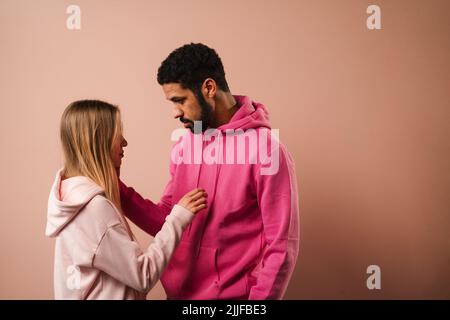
[212,92,239,127]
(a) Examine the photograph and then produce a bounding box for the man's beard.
[179,90,213,134]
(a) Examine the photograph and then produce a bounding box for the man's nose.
[173,107,183,119]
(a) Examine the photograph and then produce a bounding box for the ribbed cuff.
[166,204,195,228]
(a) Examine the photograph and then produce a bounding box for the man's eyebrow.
[168,96,186,102]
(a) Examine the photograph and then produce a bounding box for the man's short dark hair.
[157,43,230,92]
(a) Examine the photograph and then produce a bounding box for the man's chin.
[183,119,210,133]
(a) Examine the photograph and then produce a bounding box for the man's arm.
[249,144,300,300]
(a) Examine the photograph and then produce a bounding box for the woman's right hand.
[178,188,208,214]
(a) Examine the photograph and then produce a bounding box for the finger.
[186,188,205,197]
[190,191,208,201]
[192,197,207,207]
[194,203,207,212]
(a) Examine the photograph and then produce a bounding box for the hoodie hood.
[216,95,271,132]
[46,169,104,237]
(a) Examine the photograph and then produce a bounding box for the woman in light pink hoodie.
[46,100,207,299]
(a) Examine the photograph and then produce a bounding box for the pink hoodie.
[120,95,300,299]
[46,169,194,299]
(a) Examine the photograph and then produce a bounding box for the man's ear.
[202,78,217,99]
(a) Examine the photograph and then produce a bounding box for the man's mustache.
[179,117,194,125]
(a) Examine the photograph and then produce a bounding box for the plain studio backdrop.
[0,0,449,299]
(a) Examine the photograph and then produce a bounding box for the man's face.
[162,83,212,133]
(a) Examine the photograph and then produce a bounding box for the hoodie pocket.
[161,241,220,299]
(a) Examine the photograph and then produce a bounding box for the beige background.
[0,0,449,299]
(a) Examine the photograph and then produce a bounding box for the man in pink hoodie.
[120,43,299,300]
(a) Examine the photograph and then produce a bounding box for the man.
[120,43,299,299]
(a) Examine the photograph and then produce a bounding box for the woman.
[45,100,207,299]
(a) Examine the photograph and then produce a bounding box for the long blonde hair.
[60,99,133,238]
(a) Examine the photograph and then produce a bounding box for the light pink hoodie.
[120,95,300,300]
[45,169,194,300]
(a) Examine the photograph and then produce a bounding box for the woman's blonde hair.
[60,100,133,238]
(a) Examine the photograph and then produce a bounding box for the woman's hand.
[178,188,208,214]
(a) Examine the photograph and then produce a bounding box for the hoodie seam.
[91,222,122,268]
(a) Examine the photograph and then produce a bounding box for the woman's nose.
[122,138,128,147]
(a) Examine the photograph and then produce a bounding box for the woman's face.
[111,133,128,170]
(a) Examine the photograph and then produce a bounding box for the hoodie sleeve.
[92,203,194,293]
[249,144,300,300]
[119,158,177,237]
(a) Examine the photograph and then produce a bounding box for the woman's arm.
[119,180,172,237]
[92,188,206,293]
[119,151,178,237]
[93,203,193,293]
